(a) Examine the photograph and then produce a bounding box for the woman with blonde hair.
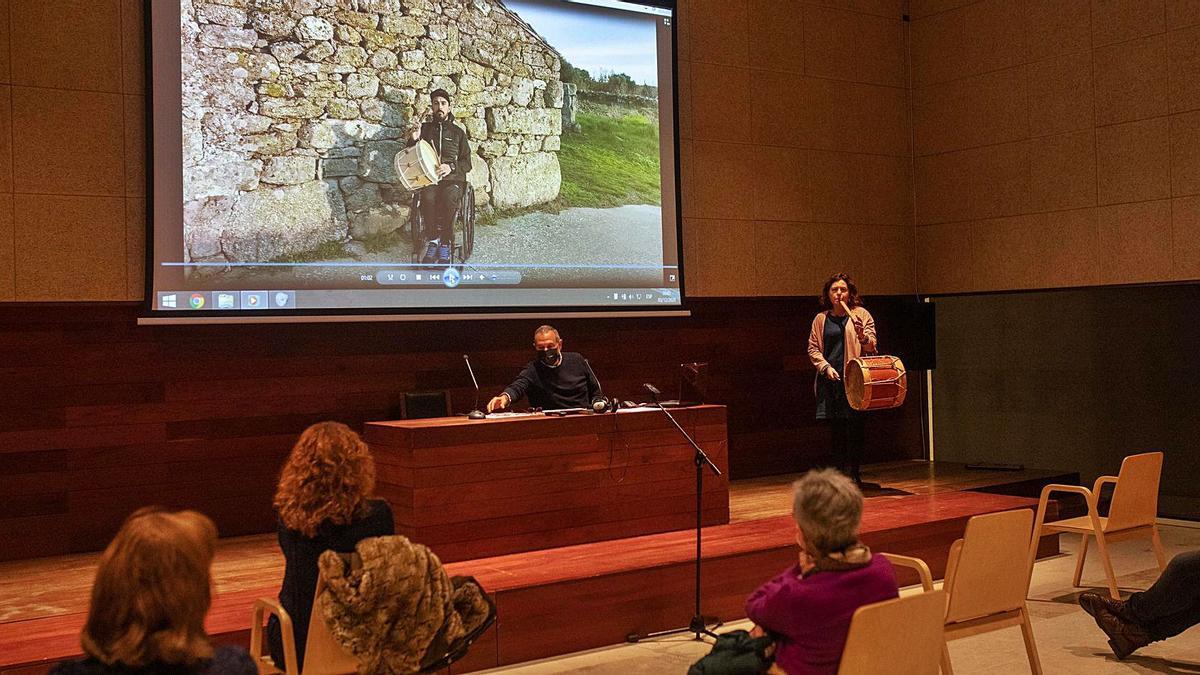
[267,421,394,670]
[745,469,898,674]
[50,508,255,674]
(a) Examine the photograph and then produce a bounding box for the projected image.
[177,0,670,293]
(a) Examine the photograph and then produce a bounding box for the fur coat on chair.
[317,535,492,674]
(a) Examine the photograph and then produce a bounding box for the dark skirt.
[815,375,856,420]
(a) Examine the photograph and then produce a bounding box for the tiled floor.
[477,524,1200,674]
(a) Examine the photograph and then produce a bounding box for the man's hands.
[823,365,841,381]
[486,393,510,412]
[436,163,452,178]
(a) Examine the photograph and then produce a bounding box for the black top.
[816,313,852,420]
[267,499,394,671]
[502,352,601,410]
[49,646,256,675]
[406,113,472,183]
[822,313,849,375]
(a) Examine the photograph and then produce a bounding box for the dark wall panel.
[931,284,1200,519]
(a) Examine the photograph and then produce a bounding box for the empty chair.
[1027,451,1166,600]
[401,390,451,419]
[942,509,1042,675]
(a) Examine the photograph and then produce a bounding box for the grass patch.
[559,111,661,209]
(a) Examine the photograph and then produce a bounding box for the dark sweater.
[502,352,601,410]
[267,499,395,670]
[49,646,256,675]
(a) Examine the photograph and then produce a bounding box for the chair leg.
[1151,526,1167,571]
[1019,606,1043,675]
[1092,530,1121,600]
[940,641,955,675]
[1072,533,1090,587]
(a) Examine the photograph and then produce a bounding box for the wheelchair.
[408,183,476,265]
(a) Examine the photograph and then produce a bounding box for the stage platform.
[0,461,1073,674]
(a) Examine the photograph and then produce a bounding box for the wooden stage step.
[0,491,1056,674]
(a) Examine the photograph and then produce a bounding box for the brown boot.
[1079,593,1153,659]
[1079,591,1133,622]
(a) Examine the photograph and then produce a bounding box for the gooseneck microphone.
[583,358,612,413]
[642,382,661,399]
[462,354,486,419]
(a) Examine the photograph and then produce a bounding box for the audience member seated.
[745,469,899,674]
[1080,550,1200,659]
[50,508,256,675]
[268,421,395,671]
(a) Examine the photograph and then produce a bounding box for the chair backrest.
[837,589,946,675]
[1106,451,1163,531]
[401,391,451,419]
[944,509,1033,624]
[300,576,359,674]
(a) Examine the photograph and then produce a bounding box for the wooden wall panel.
[0,297,927,560]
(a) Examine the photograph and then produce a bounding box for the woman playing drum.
[806,273,876,485]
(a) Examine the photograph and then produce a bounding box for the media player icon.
[442,267,461,288]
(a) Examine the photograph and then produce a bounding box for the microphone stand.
[627,385,723,643]
[583,358,612,413]
[462,355,485,419]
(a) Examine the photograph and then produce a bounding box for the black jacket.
[407,113,472,183]
[503,352,602,410]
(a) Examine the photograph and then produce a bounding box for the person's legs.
[846,413,864,483]
[435,183,463,242]
[1126,550,1200,639]
[418,188,441,262]
[829,418,848,475]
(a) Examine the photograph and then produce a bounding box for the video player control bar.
[376,269,522,286]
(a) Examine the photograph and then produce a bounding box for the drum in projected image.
[845,355,907,411]
[394,140,441,191]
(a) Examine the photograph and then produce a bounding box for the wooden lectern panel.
[365,405,730,562]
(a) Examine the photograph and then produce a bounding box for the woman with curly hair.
[50,508,256,674]
[267,421,394,671]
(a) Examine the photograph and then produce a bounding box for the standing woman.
[807,273,876,484]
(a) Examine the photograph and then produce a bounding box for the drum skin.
[844,355,907,411]
[394,140,441,191]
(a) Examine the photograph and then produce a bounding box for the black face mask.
[539,347,562,368]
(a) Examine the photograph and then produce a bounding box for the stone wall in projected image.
[182,0,564,264]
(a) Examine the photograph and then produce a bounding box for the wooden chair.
[941,509,1041,675]
[249,576,358,675]
[767,553,946,675]
[1026,451,1166,600]
[838,589,946,674]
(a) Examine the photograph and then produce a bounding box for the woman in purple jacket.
[746,469,899,674]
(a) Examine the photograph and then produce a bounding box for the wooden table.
[364,405,730,562]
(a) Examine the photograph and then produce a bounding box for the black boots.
[1079,591,1154,659]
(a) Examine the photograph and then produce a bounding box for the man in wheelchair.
[406,88,472,265]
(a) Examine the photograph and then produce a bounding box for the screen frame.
[140,0,686,323]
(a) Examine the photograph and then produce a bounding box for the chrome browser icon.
[189,293,205,309]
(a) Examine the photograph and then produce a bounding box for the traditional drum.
[393,139,440,191]
[844,355,907,411]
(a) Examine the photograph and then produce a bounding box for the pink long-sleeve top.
[745,555,898,674]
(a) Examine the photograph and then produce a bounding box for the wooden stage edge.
[0,463,1067,674]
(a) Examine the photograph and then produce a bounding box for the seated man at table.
[487,325,602,412]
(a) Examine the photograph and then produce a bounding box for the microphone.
[583,358,612,413]
[462,354,485,419]
[642,382,661,399]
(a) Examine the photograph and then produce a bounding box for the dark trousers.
[419,181,464,241]
[1126,550,1200,640]
[828,415,865,481]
